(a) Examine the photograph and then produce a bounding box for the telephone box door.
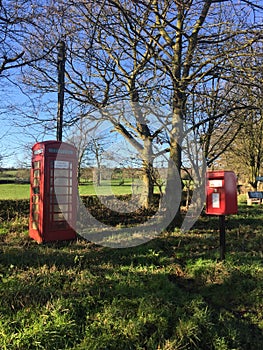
[29,141,78,243]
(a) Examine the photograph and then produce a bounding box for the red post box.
[29,141,78,243]
[206,170,237,215]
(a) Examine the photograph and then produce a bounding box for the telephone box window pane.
[50,195,68,204]
[32,212,39,221]
[34,169,40,177]
[50,195,55,204]
[33,196,39,204]
[33,178,40,186]
[55,177,70,186]
[53,204,69,212]
[53,213,63,221]
[31,200,39,230]
[33,204,39,212]
[32,221,38,230]
[53,213,69,221]
[33,161,40,169]
[54,169,68,177]
[51,194,70,204]
[54,187,70,195]
[33,187,40,195]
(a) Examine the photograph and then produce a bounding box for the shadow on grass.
[0,204,262,349]
[0,236,262,349]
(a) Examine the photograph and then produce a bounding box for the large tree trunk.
[129,81,156,210]
[114,121,155,209]
[165,92,185,231]
[165,140,183,231]
[140,138,154,209]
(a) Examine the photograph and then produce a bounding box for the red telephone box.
[206,170,238,215]
[29,141,78,243]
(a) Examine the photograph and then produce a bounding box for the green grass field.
[0,180,160,199]
[0,168,165,199]
[0,203,262,349]
[0,184,30,199]
[0,182,134,199]
[79,180,135,196]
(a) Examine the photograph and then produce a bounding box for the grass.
[0,184,30,200]
[79,180,135,196]
[0,204,262,349]
[0,180,163,199]
[0,183,134,200]
[0,182,129,200]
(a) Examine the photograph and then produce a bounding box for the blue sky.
[0,80,57,168]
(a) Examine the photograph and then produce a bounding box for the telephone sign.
[29,141,78,243]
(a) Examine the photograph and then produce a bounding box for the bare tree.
[0,1,56,76]
[18,0,263,226]
[219,48,263,190]
[76,0,263,227]
[60,0,167,208]
[186,76,247,167]
[65,118,112,185]
[147,0,262,228]
[0,0,67,154]
[65,119,94,182]
[0,0,26,75]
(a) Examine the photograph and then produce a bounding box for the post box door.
[206,176,225,215]
[206,171,237,215]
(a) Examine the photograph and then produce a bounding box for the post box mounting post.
[219,215,226,261]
